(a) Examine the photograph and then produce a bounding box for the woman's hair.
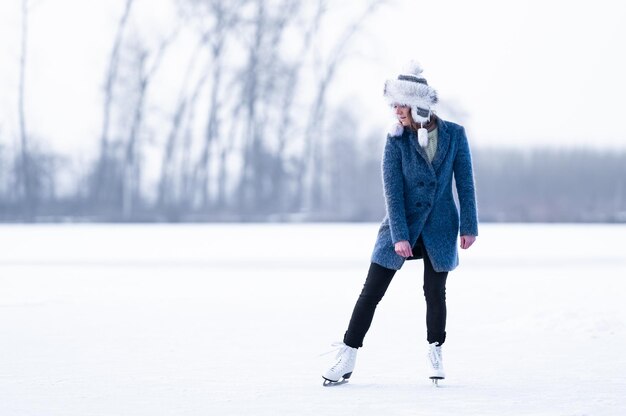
[407,114,420,132]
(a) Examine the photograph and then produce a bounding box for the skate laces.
[320,342,355,371]
[428,343,442,369]
[320,342,348,358]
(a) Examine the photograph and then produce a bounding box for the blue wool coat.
[371,118,478,272]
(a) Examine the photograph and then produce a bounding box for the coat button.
[426,202,432,208]
[429,181,435,186]
[418,181,424,187]
[416,202,422,207]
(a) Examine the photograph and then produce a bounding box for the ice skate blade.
[430,377,444,387]
[322,372,352,387]
[323,378,349,386]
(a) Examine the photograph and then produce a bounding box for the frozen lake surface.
[1,223,625,415]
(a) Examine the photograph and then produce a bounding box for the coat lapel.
[431,118,451,174]
[408,130,430,165]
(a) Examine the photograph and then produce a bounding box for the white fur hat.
[383,61,438,123]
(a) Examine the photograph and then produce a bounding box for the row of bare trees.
[2,0,625,223]
[1,0,388,221]
[473,149,626,222]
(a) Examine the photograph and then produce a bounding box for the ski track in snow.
[0,223,625,415]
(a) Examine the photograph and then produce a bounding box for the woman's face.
[394,105,412,126]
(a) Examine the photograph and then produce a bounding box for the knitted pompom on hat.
[383,61,438,123]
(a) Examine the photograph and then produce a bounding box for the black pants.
[343,239,448,348]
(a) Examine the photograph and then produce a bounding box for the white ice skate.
[428,342,445,386]
[322,342,357,386]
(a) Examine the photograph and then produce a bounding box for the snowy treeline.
[1,0,387,222]
[1,0,625,223]
[473,149,626,222]
[3,134,626,222]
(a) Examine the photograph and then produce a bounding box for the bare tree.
[17,0,32,217]
[121,30,179,220]
[94,0,135,203]
[190,0,246,210]
[236,0,306,215]
[298,0,386,215]
[155,0,249,218]
[156,37,206,212]
[263,0,325,216]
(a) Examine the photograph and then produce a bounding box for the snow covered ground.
[1,223,625,415]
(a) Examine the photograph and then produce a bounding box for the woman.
[322,61,478,386]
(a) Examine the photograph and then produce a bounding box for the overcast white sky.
[1,0,625,155]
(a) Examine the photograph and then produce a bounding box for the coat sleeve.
[382,137,409,243]
[453,127,479,236]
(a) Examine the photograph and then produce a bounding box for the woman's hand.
[394,240,413,258]
[460,235,476,249]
